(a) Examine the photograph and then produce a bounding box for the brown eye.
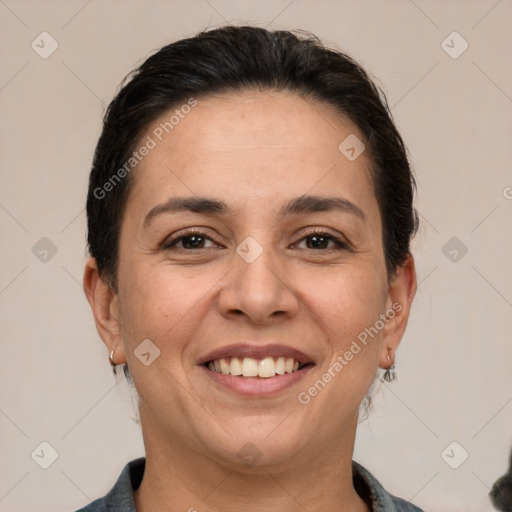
[162,230,216,250]
[296,231,348,251]
[179,234,207,249]
[306,234,331,249]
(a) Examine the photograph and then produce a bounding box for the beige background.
[1,1,511,511]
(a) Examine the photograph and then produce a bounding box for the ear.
[83,257,126,365]
[379,253,417,370]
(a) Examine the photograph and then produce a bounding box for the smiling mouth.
[204,356,312,378]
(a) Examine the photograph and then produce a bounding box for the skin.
[84,90,416,512]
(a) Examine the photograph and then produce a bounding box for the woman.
[80,25,420,511]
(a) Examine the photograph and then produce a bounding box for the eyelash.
[161,228,349,252]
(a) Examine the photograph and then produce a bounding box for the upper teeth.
[207,357,301,378]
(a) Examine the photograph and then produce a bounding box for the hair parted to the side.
[86,25,419,385]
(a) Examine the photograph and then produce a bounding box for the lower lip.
[200,365,314,396]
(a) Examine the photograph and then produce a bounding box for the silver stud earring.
[383,363,397,382]
[382,348,397,382]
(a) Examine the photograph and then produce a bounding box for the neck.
[134,416,371,512]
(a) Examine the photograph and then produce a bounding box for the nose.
[217,243,300,325]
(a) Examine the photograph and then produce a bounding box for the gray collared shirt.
[75,457,424,511]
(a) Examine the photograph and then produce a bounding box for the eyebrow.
[143,194,366,228]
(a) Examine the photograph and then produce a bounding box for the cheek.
[117,261,220,351]
[304,263,386,401]
[306,264,387,340]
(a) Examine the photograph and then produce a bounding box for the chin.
[200,420,308,471]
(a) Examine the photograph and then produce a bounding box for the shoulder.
[352,460,425,511]
[73,457,145,512]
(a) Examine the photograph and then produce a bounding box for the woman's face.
[88,90,415,468]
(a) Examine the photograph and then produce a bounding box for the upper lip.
[198,343,315,366]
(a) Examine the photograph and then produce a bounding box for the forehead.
[125,90,377,220]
